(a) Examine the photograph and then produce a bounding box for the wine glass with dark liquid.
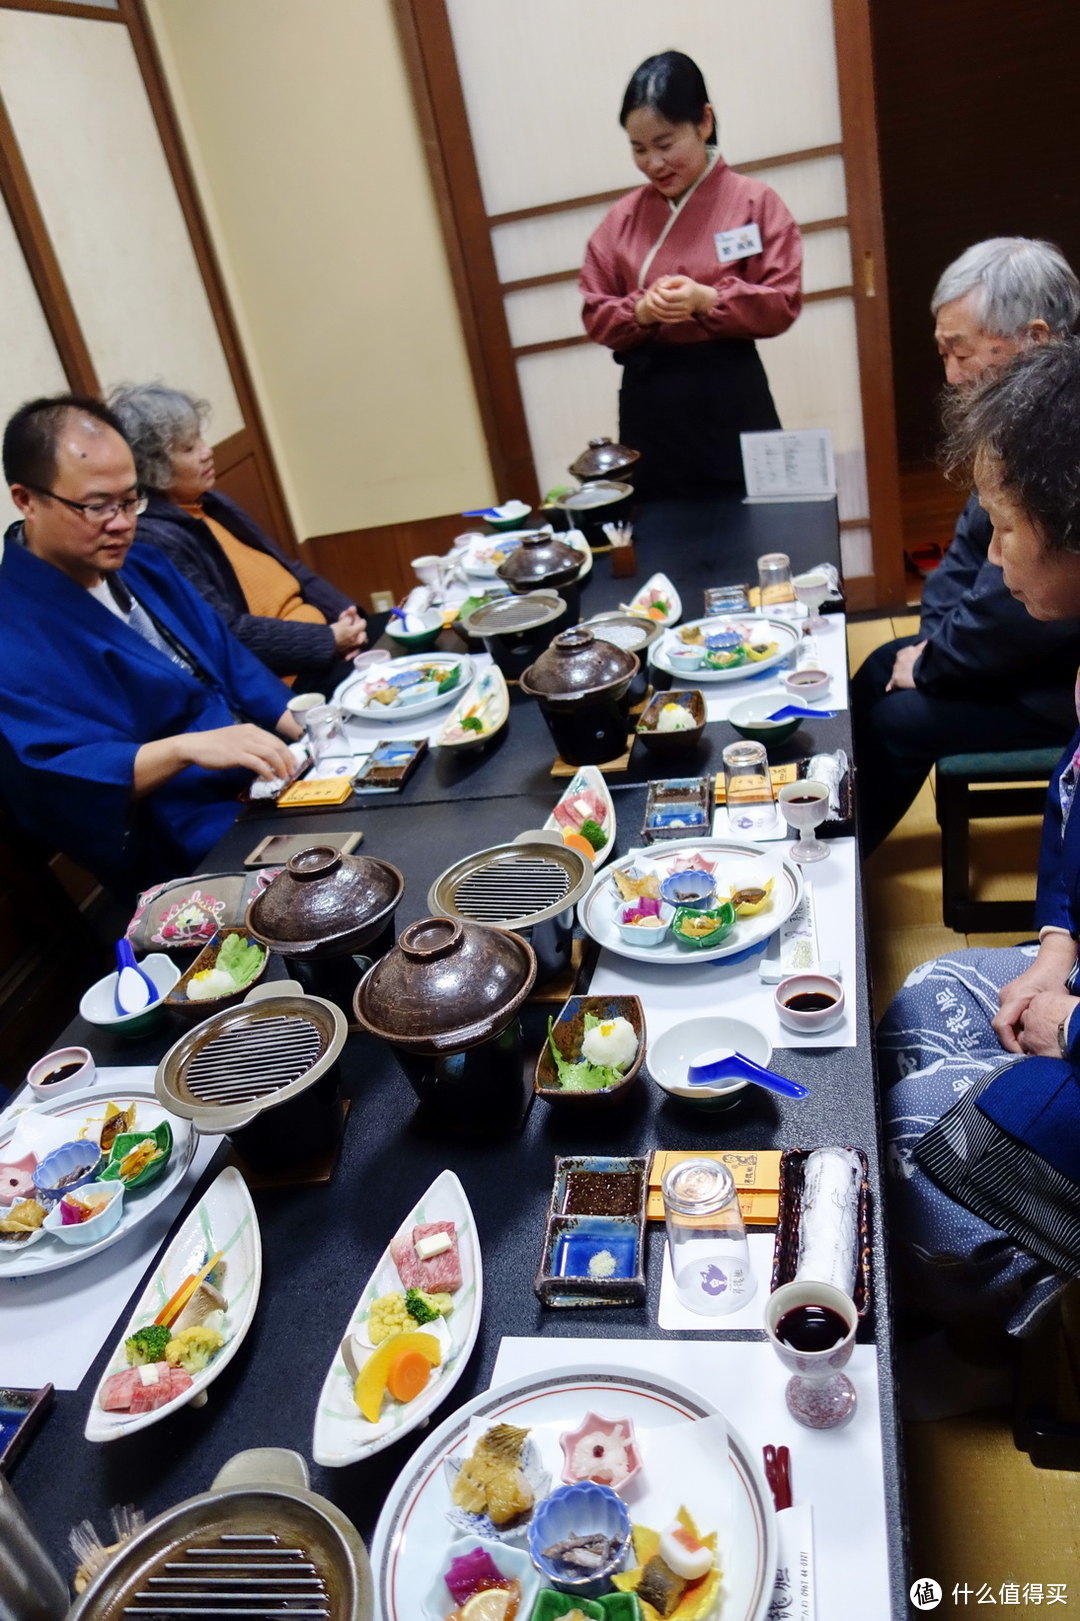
[777,779,831,864]
[764,1279,858,1428]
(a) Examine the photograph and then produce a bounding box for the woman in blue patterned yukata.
[879,338,1080,1404]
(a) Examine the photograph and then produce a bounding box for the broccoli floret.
[125,1324,171,1366]
[405,1288,440,1325]
[579,818,608,851]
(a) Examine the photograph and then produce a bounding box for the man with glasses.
[0,394,301,895]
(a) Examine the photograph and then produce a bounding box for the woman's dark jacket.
[136,490,353,676]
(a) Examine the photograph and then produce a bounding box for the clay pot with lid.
[495,529,585,624]
[354,917,537,1130]
[520,627,640,766]
[245,845,405,1011]
[568,436,640,484]
[459,589,568,680]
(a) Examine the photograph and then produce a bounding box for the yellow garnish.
[611,1507,721,1621]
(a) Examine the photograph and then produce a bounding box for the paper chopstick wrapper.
[793,1146,861,1298]
[768,1502,816,1621]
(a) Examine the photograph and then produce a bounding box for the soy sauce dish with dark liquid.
[39,1061,84,1087]
[776,1302,849,1352]
[783,992,837,1013]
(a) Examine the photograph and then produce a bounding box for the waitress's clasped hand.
[636,273,718,325]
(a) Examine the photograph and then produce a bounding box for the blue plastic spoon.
[765,704,839,722]
[113,938,157,1016]
[687,1047,809,1099]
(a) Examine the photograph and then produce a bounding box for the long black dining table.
[6,494,908,1616]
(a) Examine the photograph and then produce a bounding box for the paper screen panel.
[517,345,621,498]
[802,228,853,296]
[0,194,69,526]
[446,0,842,214]
[493,204,614,285]
[840,525,873,578]
[0,10,242,437]
[747,156,847,226]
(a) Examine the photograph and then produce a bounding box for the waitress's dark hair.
[620,52,716,144]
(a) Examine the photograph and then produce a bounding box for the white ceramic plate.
[652,616,800,684]
[313,1169,482,1467]
[336,655,476,723]
[85,1167,261,1441]
[369,1364,776,1621]
[0,1085,195,1277]
[433,666,509,752]
[621,571,682,626]
[542,766,617,871]
[460,530,593,583]
[578,837,803,966]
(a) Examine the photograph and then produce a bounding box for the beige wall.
[144,0,494,540]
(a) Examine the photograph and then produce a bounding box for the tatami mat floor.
[850,616,1080,1599]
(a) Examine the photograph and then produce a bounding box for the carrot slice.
[155,1250,223,1328]
[561,830,595,861]
[385,1347,432,1405]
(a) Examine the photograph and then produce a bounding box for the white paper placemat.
[658,1231,777,1331]
[0,1066,221,1390]
[492,1336,890,1621]
[588,839,858,1048]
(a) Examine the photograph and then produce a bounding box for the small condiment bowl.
[614,905,671,947]
[659,869,716,910]
[728,694,802,746]
[32,1141,102,1203]
[528,1481,631,1598]
[534,995,645,1108]
[647,1014,772,1111]
[666,643,704,673]
[350,648,392,674]
[783,667,831,699]
[636,689,707,756]
[26,1046,94,1098]
[559,1411,642,1492]
[78,953,181,1038]
[775,973,845,1033]
[41,1180,124,1246]
[423,1535,539,1621]
[670,901,737,950]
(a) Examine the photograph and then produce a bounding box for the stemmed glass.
[793,569,831,631]
[777,780,830,863]
[764,1279,858,1429]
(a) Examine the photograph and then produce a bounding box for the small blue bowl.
[33,1141,102,1204]
[659,870,716,910]
[528,1481,631,1599]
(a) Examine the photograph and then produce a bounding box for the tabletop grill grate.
[182,1015,324,1106]
[122,1531,330,1617]
[451,855,572,922]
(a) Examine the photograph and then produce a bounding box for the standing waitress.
[581,51,802,499]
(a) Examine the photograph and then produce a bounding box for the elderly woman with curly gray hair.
[110,383,367,689]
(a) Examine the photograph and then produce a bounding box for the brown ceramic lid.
[353,916,537,1053]
[568,437,640,481]
[461,590,565,637]
[495,531,583,591]
[245,845,405,958]
[519,626,639,700]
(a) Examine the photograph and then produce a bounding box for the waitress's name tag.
[715,222,762,264]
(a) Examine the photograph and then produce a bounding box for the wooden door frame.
[0,0,297,553]
[395,0,907,608]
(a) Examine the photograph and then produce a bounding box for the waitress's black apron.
[616,338,779,500]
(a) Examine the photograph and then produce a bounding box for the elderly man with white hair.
[852,237,1080,853]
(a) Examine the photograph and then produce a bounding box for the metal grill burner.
[451,855,571,923]
[122,1530,330,1617]
[183,1014,323,1107]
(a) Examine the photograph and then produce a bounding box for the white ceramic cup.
[775,973,845,1033]
[26,1045,94,1097]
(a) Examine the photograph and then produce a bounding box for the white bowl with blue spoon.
[647,1014,806,1112]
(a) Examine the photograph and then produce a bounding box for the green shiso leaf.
[579,818,608,851]
[545,1016,622,1092]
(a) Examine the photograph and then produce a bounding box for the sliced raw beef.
[100,1362,193,1413]
[390,1220,461,1292]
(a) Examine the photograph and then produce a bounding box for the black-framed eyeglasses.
[27,486,148,522]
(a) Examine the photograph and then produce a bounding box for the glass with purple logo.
[662,1158,756,1316]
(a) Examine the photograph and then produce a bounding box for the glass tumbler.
[764,1279,858,1428]
[722,740,776,835]
[662,1158,756,1316]
[303,703,349,768]
[757,552,796,612]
